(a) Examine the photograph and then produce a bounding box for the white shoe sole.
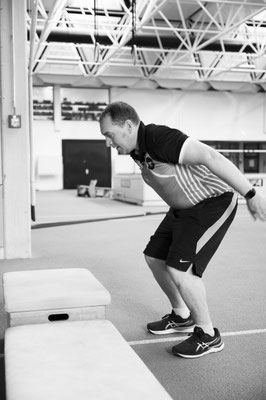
[148,325,195,335]
[173,341,225,358]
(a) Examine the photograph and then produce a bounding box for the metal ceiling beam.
[165,0,266,65]
[32,0,69,71]
[94,0,169,76]
[28,0,266,84]
[37,30,262,54]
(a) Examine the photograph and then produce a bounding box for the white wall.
[33,119,105,190]
[33,87,266,189]
[33,85,108,190]
[178,91,266,141]
[110,88,266,141]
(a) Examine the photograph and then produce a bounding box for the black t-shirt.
[130,121,188,164]
[130,121,232,208]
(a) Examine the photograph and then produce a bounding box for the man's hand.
[246,192,266,221]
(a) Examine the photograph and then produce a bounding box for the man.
[99,101,266,359]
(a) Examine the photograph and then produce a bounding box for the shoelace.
[187,327,206,343]
[162,311,175,320]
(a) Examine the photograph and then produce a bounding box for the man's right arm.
[180,138,266,221]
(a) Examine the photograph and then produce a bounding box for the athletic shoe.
[172,326,224,358]
[147,311,195,335]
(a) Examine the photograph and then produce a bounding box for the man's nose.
[106,137,112,147]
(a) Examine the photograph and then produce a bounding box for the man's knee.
[166,264,195,287]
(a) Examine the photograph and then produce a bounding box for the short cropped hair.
[99,101,140,126]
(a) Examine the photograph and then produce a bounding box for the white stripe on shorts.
[196,192,238,254]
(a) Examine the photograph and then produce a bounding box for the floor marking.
[111,216,161,223]
[32,212,166,229]
[37,215,99,219]
[128,328,266,346]
[129,335,188,346]
[222,328,266,337]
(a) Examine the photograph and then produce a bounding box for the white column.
[0,0,31,258]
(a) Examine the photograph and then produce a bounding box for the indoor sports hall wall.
[110,88,266,176]
[32,87,266,190]
[110,88,266,141]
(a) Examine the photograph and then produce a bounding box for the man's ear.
[126,119,133,133]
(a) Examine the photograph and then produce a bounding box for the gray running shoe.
[147,311,195,335]
[172,326,224,358]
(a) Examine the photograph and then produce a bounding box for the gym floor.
[0,190,266,400]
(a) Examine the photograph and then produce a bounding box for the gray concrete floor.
[1,190,266,400]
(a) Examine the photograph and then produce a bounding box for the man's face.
[100,114,135,155]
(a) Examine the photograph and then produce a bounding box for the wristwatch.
[244,188,256,200]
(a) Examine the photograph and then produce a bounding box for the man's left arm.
[180,138,266,221]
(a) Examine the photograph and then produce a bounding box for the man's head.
[99,102,140,154]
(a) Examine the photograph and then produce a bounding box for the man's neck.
[134,121,141,152]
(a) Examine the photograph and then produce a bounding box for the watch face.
[245,188,256,199]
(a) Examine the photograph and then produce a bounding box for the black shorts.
[144,192,238,277]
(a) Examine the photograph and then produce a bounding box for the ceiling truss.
[27,0,266,89]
